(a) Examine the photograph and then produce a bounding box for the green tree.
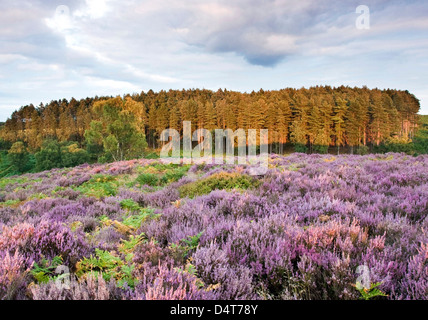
[345,98,363,154]
[8,141,30,173]
[290,116,308,153]
[313,127,330,154]
[35,139,63,171]
[61,143,89,167]
[0,138,12,152]
[84,121,104,161]
[35,139,90,171]
[333,97,348,155]
[85,98,148,162]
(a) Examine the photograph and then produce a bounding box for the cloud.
[0,0,428,120]
[159,0,428,66]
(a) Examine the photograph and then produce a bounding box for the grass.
[178,171,261,198]
[129,163,190,188]
[74,174,119,198]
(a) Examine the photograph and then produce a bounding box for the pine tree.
[333,97,348,154]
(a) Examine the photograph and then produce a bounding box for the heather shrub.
[0,223,35,258]
[57,174,91,187]
[90,226,125,251]
[193,243,257,300]
[42,202,87,223]
[0,206,22,226]
[86,197,124,219]
[30,273,130,300]
[138,184,180,208]
[5,189,29,202]
[0,250,31,300]
[398,243,428,299]
[132,239,175,278]
[31,220,91,267]
[54,188,81,200]
[1,153,428,300]
[133,263,217,300]
[70,215,99,233]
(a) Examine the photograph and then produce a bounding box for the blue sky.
[0,0,427,121]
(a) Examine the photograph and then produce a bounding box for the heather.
[0,154,427,300]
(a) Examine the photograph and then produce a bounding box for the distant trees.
[84,121,105,162]
[35,139,89,171]
[61,143,90,168]
[332,98,347,155]
[290,115,308,153]
[34,139,62,171]
[0,87,422,156]
[8,141,30,173]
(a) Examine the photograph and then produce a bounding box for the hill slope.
[1,154,428,300]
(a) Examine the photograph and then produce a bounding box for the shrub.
[35,140,89,172]
[0,250,31,300]
[162,167,188,183]
[29,273,127,300]
[76,249,137,288]
[192,243,257,299]
[132,263,217,300]
[76,175,118,197]
[294,143,308,153]
[178,172,261,198]
[1,153,428,300]
[122,208,158,230]
[312,145,328,154]
[32,220,91,267]
[357,145,369,155]
[134,173,159,187]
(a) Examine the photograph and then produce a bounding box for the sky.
[0,0,427,121]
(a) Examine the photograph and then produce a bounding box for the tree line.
[0,86,422,160]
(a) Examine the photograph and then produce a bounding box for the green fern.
[76,249,138,288]
[170,231,204,259]
[31,256,63,284]
[355,282,388,300]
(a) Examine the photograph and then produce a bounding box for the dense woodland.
[0,86,425,176]
[0,86,421,150]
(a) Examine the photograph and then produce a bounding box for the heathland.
[0,87,427,300]
[0,153,427,299]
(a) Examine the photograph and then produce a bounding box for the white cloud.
[0,0,428,120]
[74,0,112,19]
